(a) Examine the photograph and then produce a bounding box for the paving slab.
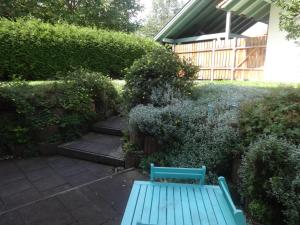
[17,198,74,225]
[0,159,146,225]
[1,188,41,209]
[0,155,115,212]
[59,133,124,166]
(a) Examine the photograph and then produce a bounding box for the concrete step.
[58,133,124,167]
[92,116,127,136]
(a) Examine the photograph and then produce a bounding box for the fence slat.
[173,36,267,81]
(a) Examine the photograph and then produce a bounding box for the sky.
[138,0,153,20]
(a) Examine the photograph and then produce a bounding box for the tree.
[271,0,300,40]
[0,0,142,32]
[138,0,187,37]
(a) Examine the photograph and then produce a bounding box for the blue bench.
[121,164,247,225]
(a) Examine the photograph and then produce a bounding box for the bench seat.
[121,165,246,225]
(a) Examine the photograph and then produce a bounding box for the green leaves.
[124,48,198,108]
[240,135,300,225]
[271,0,300,39]
[0,18,160,80]
[0,0,142,32]
[240,88,300,145]
[0,70,120,157]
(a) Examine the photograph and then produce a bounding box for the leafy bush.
[124,48,198,108]
[240,88,300,145]
[240,135,300,225]
[129,85,268,181]
[0,70,119,157]
[0,18,161,80]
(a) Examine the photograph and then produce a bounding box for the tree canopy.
[271,0,300,39]
[0,0,142,32]
[138,0,187,37]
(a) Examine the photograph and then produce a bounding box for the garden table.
[121,164,247,225]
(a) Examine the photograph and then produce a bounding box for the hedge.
[0,70,120,157]
[0,18,161,80]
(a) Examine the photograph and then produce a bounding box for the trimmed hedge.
[0,18,161,80]
[0,70,120,157]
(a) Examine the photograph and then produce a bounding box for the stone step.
[92,116,127,136]
[58,133,124,167]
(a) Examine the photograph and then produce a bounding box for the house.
[155,0,300,83]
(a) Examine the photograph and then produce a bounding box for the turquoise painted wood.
[121,165,247,225]
[150,163,206,184]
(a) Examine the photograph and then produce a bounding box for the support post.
[231,37,237,80]
[211,40,216,81]
[225,11,232,40]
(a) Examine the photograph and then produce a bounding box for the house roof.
[217,0,270,21]
[154,0,270,42]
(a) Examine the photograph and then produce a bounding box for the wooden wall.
[173,36,267,81]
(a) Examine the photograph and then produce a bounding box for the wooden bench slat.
[174,186,184,225]
[181,186,193,225]
[122,166,247,225]
[207,188,227,225]
[213,188,237,225]
[150,164,206,184]
[158,186,167,225]
[132,185,147,225]
[200,188,219,225]
[166,186,175,225]
[141,185,153,223]
[121,184,141,225]
[194,186,210,225]
[187,186,201,225]
[149,185,160,225]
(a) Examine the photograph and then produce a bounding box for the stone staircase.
[58,116,126,167]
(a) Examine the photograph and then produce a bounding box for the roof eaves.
[154,0,199,41]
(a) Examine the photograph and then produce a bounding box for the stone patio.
[0,155,146,225]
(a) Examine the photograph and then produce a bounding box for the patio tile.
[57,189,92,211]
[88,170,146,213]
[69,206,108,225]
[32,175,67,192]
[0,178,32,198]
[41,184,72,197]
[0,200,6,212]
[17,198,74,225]
[25,167,57,182]
[47,156,77,170]
[63,171,98,186]
[0,211,24,225]
[76,187,118,219]
[0,162,24,186]
[16,158,48,173]
[82,163,113,178]
[54,164,88,177]
[1,188,41,210]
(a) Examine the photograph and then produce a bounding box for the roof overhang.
[154,0,270,43]
[217,0,271,21]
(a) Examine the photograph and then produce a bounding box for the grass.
[0,79,126,94]
[194,80,300,88]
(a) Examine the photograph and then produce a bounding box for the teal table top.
[121,181,244,225]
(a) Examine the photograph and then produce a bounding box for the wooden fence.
[173,36,267,81]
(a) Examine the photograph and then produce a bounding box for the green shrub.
[0,18,161,80]
[128,84,268,180]
[0,71,119,157]
[124,48,198,108]
[240,135,300,225]
[240,88,300,145]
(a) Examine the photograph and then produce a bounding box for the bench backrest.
[218,177,247,225]
[150,164,206,184]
